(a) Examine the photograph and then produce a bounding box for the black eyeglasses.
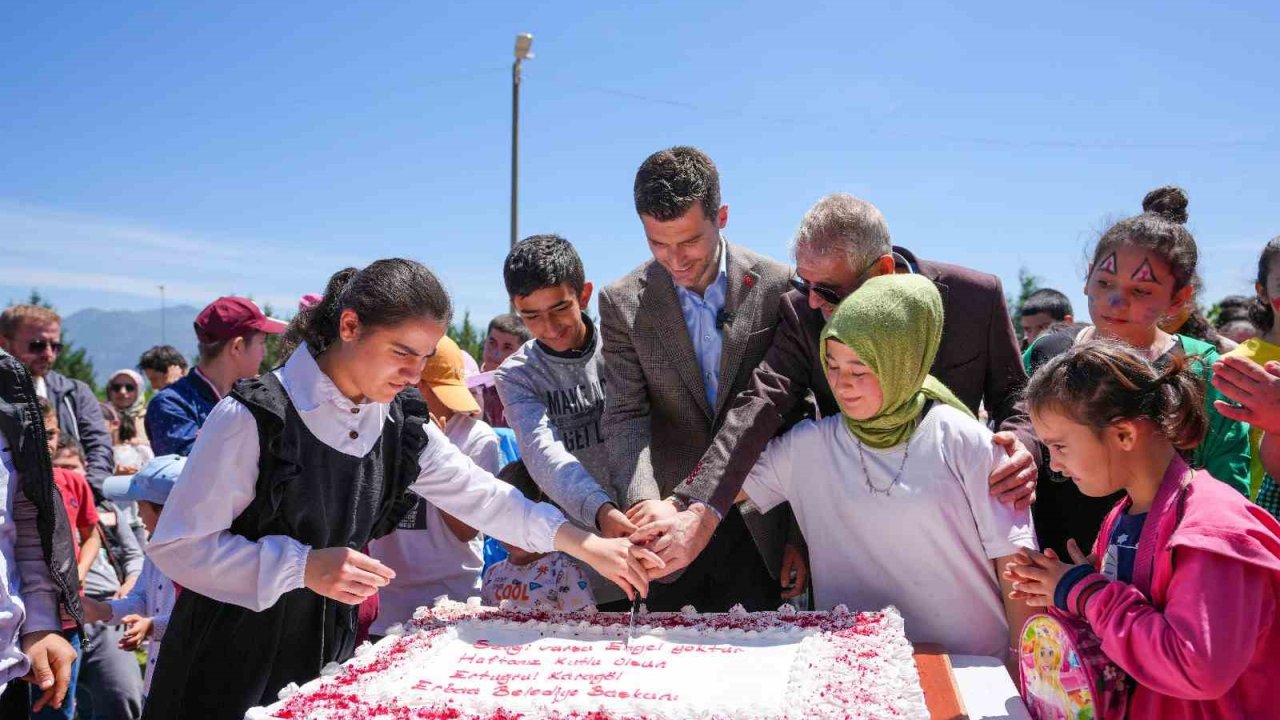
[109,383,137,393]
[791,257,886,307]
[790,277,845,306]
[27,340,64,354]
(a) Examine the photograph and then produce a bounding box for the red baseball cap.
[194,297,288,343]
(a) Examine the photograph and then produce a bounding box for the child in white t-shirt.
[739,275,1036,662]
[482,462,595,612]
[369,335,495,635]
[82,455,184,698]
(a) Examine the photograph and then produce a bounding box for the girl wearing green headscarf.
[741,274,1036,663]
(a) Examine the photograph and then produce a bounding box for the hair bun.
[1141,185,1189,224]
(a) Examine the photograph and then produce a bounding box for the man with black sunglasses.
[631,193,1039,578]
[0,305,114,500]
[788,253,884,307]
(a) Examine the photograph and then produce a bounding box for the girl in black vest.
[142,259,658,720]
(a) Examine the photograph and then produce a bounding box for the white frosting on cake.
[248,601,929,720]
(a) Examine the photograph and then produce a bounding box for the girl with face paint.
[1024,189,1253,559]
[1060,186,1249,496]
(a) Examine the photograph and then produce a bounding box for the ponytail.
[1150,355,1209,450]
[285,259,453,355]
[287,268,358,353]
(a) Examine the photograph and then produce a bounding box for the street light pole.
[511,33,533,252]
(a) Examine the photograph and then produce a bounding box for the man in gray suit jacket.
[632,193,1040,581]
[599,147,804,612]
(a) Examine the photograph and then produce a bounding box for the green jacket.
[1023,334,1250,496]
[1179,335,1251,495]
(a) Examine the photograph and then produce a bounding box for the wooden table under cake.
[914,646,1032,720]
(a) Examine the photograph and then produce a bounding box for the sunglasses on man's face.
[27,340,64,354]
[790,256,887,307]
[109,383,137,393]
[790,277,846,306]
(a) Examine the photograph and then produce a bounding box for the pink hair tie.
[298,293,323,312]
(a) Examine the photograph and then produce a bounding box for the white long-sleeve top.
[366,413,495,634]
[105,556,174,694]
[147,345,567,613]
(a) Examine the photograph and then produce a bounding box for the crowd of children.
[1008,189,1280,718]
[2,158,1280,720]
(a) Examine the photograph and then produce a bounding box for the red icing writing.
[587,685,678,702]
[413,680,481,696]
[545,671,623,683]
[553,656,601,667]
[450,670,538,684]
[613,658,667,669]
[458,652,542,666]
[670,644,744,655]
[603,642,663,654]
[492,684,580,703]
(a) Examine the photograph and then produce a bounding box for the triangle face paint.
[1096,251,1118,275]
[1131,257,1160,284]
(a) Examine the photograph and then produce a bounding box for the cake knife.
[626,595,640,647]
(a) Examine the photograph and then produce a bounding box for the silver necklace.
[855,435,911,496]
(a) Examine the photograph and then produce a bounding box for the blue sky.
[3,1,1277,330]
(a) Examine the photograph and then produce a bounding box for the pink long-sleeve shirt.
[1065,458,1280,720]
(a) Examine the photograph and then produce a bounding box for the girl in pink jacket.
[1007,338,1280,720]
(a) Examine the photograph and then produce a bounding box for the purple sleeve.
[12,487,60,635]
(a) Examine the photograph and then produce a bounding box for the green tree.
[22,290,100,394]
[257,302,287,375]
[1006,267,1042,344]
[448,311,483,364]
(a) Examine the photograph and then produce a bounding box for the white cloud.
[0,201,362,310]
[2,267,300,310]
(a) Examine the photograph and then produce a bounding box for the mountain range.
[62,305,200,385]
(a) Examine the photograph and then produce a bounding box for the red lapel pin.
[743,274,754,288]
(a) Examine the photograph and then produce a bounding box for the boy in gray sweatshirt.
[495,235,635,607]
